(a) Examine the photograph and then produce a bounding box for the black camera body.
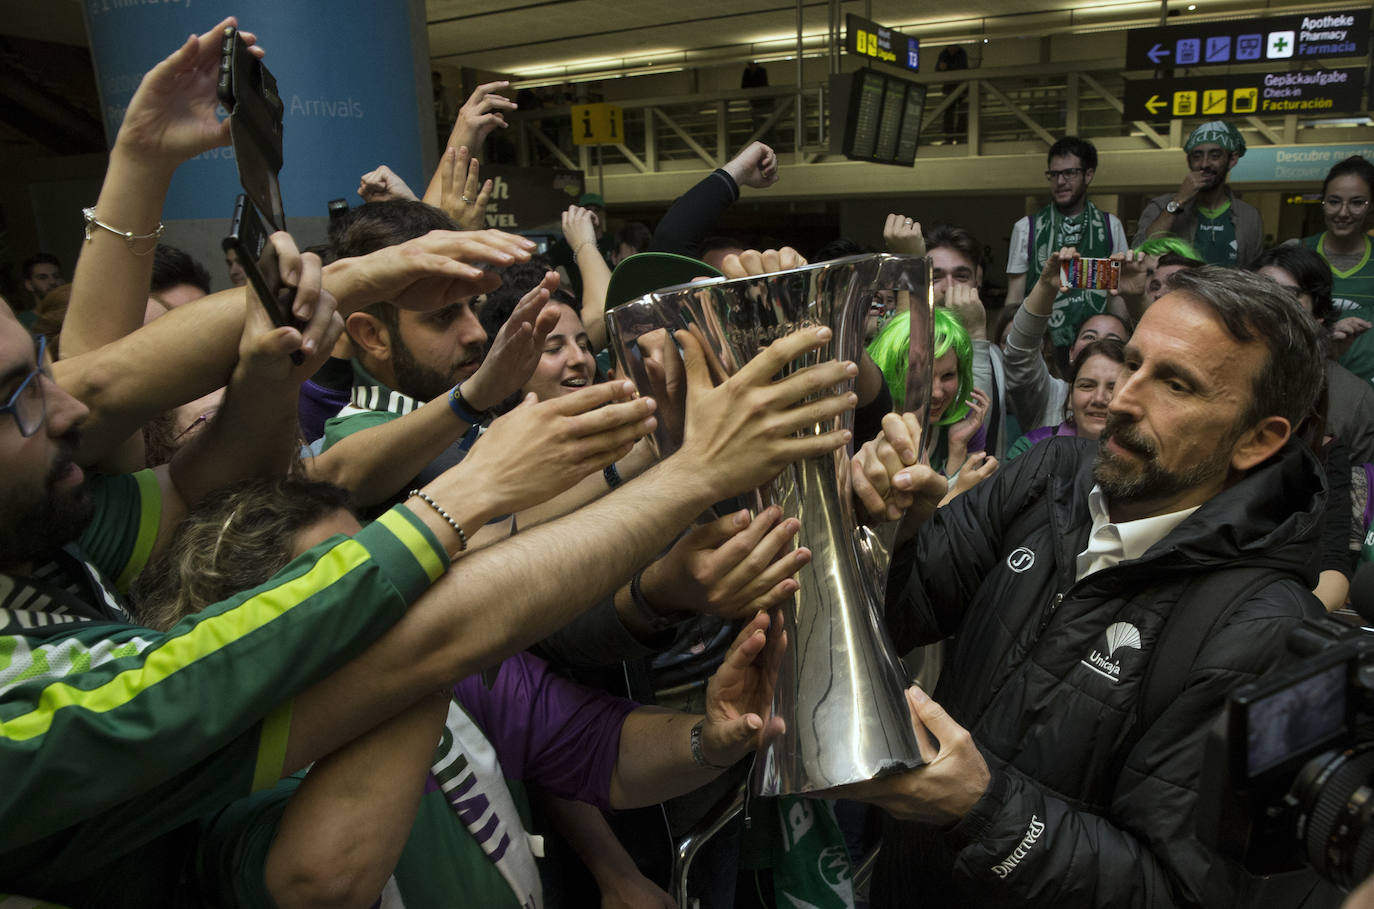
[1197,616,1374,888]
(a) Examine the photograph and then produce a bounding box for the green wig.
[1134,235,1202,260]
[866,307,974,426]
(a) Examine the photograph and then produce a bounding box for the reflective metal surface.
[607,253,933,796]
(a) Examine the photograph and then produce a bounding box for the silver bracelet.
[82,206,164,255]
[690,719,734,769]
[408,489,468,551]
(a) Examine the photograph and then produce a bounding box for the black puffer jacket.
[873,436,1326,908]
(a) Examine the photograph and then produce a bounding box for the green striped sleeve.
[0,540,376,744]
[114,470,161,592]
[75,470,161,590]
[363,505,449,598]
[251,701,293,793]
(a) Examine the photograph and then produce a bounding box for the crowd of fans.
[0,16,1369,909]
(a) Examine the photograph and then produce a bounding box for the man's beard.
[1092,414,1234,506]
[391,337,480,403]
[0,438,95,565]
[1056,184,1087,212]
[1197,161,1231,192]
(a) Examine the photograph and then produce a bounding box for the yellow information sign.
[572,103,625,146]
[1232,87,1259,114]
[1172,91,1198,116]
[1202,89,1228,115]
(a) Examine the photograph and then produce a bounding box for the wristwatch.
[1165,199,1183,214]
[690,719,734,769]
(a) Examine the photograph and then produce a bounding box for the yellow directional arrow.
[1145,95,1167,115]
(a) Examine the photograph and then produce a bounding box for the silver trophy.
[606,253,934,799]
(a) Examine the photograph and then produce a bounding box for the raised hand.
[944,284,987,340]
[1116,249,1149,299]
[883,213,926,257]
[675,326,856,497]
[325,229,534,314]
[561,205,600,254]
[1331,316,1372,359]
[460,271,562,411]
[946,387,989,451]
[115,17,263,169]
[438,146,494,230]
[457,381,657,516]
[944,451,998,505]
[236,234,342,384]
[851,412,946,525]
[699,610,787,768]
[716,247,806,278]
[722,141,779,190]
[639,506,808,620]
[357,164,419,203]
[1175,169,1211,206]
[454,81,517,152]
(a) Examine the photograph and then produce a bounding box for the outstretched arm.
[54,229,534,463]
[563,205,613,350]
[166,249,342,514]
[309,272,561,505]
[1003,248,1072,431]
[423,81,516,202]
[62,18,261,358]
[279,326,856,775]
[609,610,784,807]
[648,142,778,258]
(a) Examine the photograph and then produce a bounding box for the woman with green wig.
[867,306,989,477]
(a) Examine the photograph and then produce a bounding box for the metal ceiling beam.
[978,79,1056,147]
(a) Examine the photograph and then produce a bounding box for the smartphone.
[1060,257,1121,292]
[225,194,303,364]
[218,26,286,230]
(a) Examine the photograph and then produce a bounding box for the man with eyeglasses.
[1006,136,1129,365]
[1134,120,1264,268]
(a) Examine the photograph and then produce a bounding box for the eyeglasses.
[1045,168,1085,181]
[1322,197,1370,213]
[1,335,49,438]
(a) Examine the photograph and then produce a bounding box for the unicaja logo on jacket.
[1079,622,1142,683]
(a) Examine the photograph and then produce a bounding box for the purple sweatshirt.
[446,652,639,808]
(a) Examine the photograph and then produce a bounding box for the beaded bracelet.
[408,489,468,551]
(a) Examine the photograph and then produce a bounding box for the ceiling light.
[1187,4,1196,9]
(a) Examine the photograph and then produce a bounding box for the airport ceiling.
[2,0,1328,80]
[426,0,1299,78]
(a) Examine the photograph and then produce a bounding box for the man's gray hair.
[1167,266,1324,429]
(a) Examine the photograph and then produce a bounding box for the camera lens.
[1291,742,1374,887]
